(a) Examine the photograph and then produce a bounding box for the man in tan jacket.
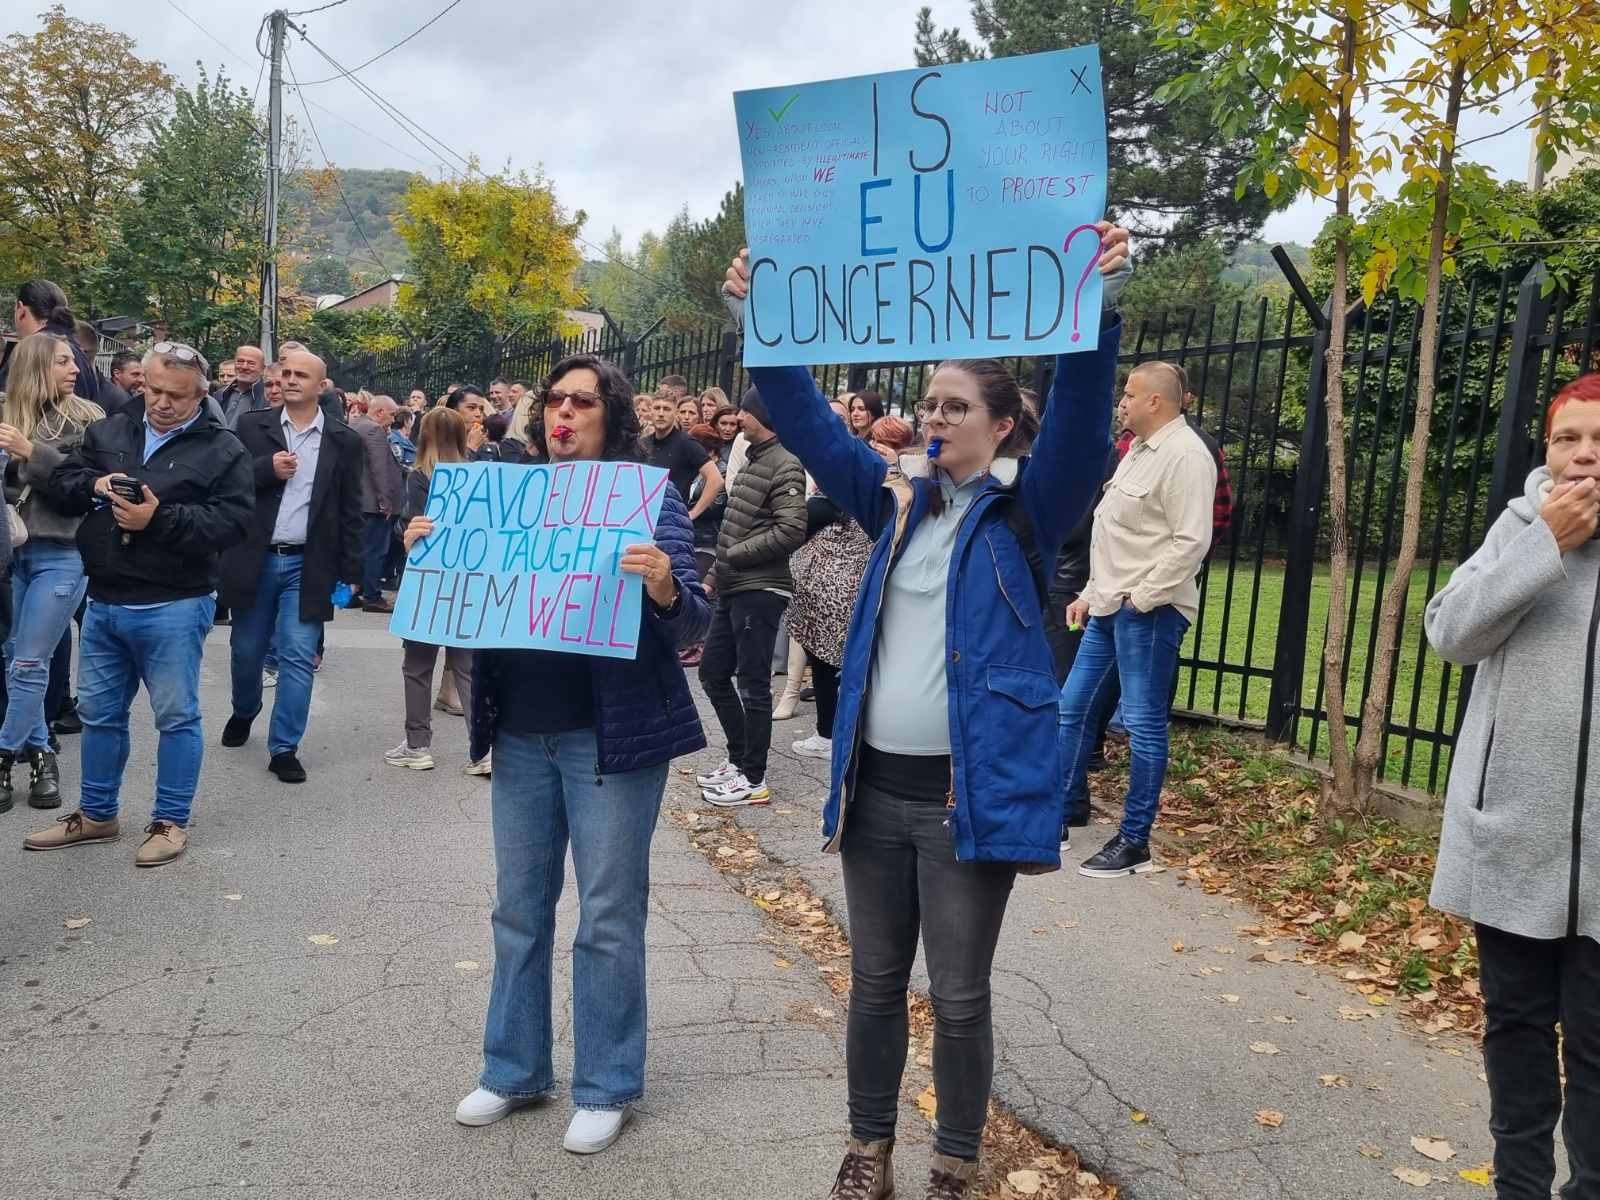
[1056,361,1216,879]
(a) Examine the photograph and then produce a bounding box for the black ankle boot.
[0,751,13,814]
[27,748,61,809]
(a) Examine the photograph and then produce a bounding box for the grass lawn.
[1174,556,1463,793]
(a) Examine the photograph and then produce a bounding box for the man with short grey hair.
[23,342,252,868]
[215,344,266,427]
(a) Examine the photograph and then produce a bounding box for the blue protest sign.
[388,461,671,660]
[734,46,1107,367]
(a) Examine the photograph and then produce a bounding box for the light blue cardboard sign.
[388,462,671,660]
[734,46,1107,367]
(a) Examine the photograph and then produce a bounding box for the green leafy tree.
[104,67,265,358]
[0,4,172,312]
[297,256,356,297]
[912,1,1277,252]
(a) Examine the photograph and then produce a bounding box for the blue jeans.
[229,553,322,755]
[481,728,667,1109]
[1057,602,1189,844]
[78,595,215,827]
[0,540,87,752]
[360,513,390,600]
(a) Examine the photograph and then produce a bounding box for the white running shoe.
[791,734,832,760]
[463,752,492,777]
[384,742,435,771]
[262,668,277,690]
[701,772,772,807]
[695,760,737,787]
[562,1105,632,1154]
[455,1086,535,1127]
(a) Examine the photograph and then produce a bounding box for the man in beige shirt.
[1057,362,1217,879]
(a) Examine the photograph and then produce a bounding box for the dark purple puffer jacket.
[469,484,710,772]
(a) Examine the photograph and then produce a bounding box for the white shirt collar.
[282,405,325,436]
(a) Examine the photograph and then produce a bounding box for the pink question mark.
[1063,223,1103,343]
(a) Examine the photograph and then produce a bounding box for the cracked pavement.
[0,615,920,1200]
[708,681,1514,1200]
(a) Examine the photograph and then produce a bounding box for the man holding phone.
[218,349,364,784]
[22,342,252,867]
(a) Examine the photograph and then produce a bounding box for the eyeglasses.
[151,341,211,378]
[546,389,602,409]
[914,399,973,426]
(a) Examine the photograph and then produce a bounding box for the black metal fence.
[330,260,1600,795]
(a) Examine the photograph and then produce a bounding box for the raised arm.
[1425,509,1567,665]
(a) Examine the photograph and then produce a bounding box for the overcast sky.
[7,0,1543,261]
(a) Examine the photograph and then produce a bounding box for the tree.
[1146,0,1600,815]
[105,68,266,358]
[297,256,356,297]
[394,165,584,345]
[912,1,1277,252]
[0,4,171,311]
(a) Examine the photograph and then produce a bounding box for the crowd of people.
[3,222,1594,1199]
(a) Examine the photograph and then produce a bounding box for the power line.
[288,0,356,15]
[292,25,675,294]
[282,45,395,279]
[298,0,467,85]
[166,0,252,66]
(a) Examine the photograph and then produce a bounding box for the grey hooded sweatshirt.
[1424,465,1598,943]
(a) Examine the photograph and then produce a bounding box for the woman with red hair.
[1425,370,1600,1200]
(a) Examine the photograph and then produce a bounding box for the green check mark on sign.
[767,93,800,123]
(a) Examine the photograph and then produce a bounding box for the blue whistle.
[928,437,944,460]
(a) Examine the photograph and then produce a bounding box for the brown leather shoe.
[362,598,395,614]
[24,810,120,851]
[830,1137,894,1199]
[135,820,188,868]
[924,1153,979,1199]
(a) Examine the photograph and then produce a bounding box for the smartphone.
[108,475,144,504]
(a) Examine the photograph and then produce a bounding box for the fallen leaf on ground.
[1220,994,1241,1004]
[63,917,91,930]
[223,893,243,901]
[1254,1109,1285,1128]
[1318,1074,1350,1088]
[1410,1136,1454,1163]
[1457,1164,1492,1186]
[812,1006,834,1020]
[762,890,782,902]
[1367,994,1391,1006]
[307,934,338,946]
[1130,1110,1147,1123]
[1338,1006,1375,1021]
[1337,931,1367,952]
[773,958,792,969]
[1359,1143,1385,1160]
[1172,941,1185,952]
[1075,1170,1101,1187]
[916,1085,938,1121]
[715,846,736,858]
[454,960,479,971]
[1392,1166,1433,1187]
[1006,1169,1043,1195]
[1249,1041,1281,1055]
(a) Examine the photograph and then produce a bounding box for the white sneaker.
[695,760,737,787]
[701,772,771,807]
[384,741,435,771]
[791,733,832,760]
[562,1105,631,1154]
[262,668,277,690]
[463,751,491,777]
[455,1086,535,1127]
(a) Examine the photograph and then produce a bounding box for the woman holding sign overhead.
[724,224,1129,1200]
[403,354,710,1157]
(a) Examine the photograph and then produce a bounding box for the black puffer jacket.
[713,434,807,596]
[50,407,253,605]
[1048,443,1119,606]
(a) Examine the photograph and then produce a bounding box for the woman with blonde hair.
[385,407,484,773]
[699,386,728,425]
[0,332,103,808]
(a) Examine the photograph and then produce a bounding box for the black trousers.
[698,590,786,785]
[1477,922,1599,1200]
[809,655,840,739]
[841,777,1017,1161]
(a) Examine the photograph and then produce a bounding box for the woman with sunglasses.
[723,223,1129,1200]
[405,355,709,1155]
[0,332,103,808]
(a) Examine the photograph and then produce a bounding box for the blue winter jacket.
[748,314,1122,869]
[469,484,711,772]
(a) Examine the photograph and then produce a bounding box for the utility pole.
[260,9,287,357]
